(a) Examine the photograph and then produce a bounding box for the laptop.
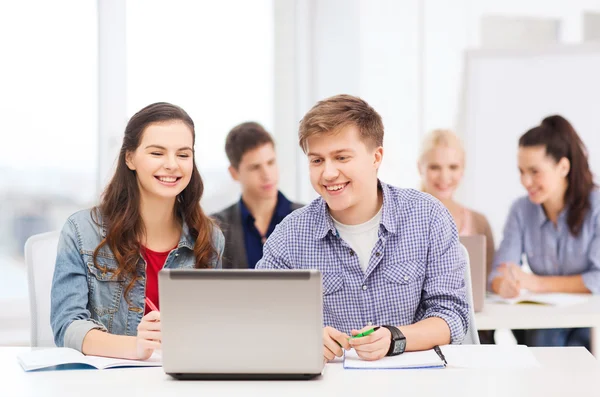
[158,269,324,380]
[459,235,487,312]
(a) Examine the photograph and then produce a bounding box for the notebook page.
[344,348,444,369]
[488,292,589,307]
[441,345,541,369]
[84,351,162,369]
[18,348,86,371]
[525,293,590,307]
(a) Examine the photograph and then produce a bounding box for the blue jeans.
[527,328,591,351]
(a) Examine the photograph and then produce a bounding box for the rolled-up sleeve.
[488,200,525,288]
[420,204,469,344]
[582,211,600,294]
[51,219,106,350]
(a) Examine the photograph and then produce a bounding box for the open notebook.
[344,347,446,370]
[487,292,590,307]
[18,348,162,371]
[343,345,540,370]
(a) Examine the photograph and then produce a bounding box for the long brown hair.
[92,102,218,297]
[519,115,596,236]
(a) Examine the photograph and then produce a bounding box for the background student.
[257,94,468,362]
[418,129,495,275]
[212,122,302,269]
[51,102,224,359]
[490,115,600,349]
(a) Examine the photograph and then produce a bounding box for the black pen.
[433,345,447,365]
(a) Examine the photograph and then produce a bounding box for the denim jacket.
[50,208,224,351]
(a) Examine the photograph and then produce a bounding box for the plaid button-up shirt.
[256,181,469,343]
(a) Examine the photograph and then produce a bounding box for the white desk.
[475,295,600,356]
[2,347,599,397]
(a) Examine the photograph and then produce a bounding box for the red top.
[142,246,173,315]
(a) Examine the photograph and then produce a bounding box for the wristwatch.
[382,325,406,356]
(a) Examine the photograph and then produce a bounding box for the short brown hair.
[225,122,274,169]
[298,94,384,152]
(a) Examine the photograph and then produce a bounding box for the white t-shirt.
[332,207,383,272]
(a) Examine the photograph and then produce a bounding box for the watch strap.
[381,325,403,356]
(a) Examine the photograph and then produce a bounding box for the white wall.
[424,0,600,135]
[274,0,421,204]
[274,0,600,231]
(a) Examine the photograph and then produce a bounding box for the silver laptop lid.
[159,269,324,376]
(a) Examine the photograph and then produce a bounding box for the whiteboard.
[458,44,600,246]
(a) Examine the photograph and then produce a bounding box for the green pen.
[335,326,380,347]
[351,326,380,338]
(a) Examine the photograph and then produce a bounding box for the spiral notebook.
[343,346,446,370]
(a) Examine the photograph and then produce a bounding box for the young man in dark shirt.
[212,122,302,269]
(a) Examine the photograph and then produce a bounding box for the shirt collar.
[178,219,195,249]
[535,203,568,228]
[274,191,292,219]
[239,190,291,224]
[239,197,253,223]
[313,180,399,240]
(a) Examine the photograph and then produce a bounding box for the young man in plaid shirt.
[257,94,468,362]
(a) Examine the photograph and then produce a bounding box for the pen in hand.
[351,326,380,339]
[145,297,159,313]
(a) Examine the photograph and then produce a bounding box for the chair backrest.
[24,231,60,347]
[460,243,480,345]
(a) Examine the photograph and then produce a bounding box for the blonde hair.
[419,129,465,191]
[298,94,384,152]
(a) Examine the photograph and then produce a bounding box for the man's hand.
[322,326,350,362]
[348,326,391,361]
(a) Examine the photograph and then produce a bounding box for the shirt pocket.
[381,260,425,320]
[321,273,346,329]
[323,272,344,295]
[383,260,425,285]
[86,257,127,332]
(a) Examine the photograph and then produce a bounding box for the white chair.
[24,231,60,347]
[460,243,480,345]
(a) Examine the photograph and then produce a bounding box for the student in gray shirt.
[489,115,599,350]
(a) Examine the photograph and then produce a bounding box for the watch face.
[393,339,406,354]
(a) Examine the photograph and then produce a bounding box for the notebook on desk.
[17,348,162,371]
[487,292,590,307]
[343,345,541,370]
[343,347,447,370]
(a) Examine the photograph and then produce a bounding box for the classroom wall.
[272,0,600,206]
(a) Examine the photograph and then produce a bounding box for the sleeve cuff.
[423,311,466,345]
[582,271,600,294]
[64,319,107,352]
